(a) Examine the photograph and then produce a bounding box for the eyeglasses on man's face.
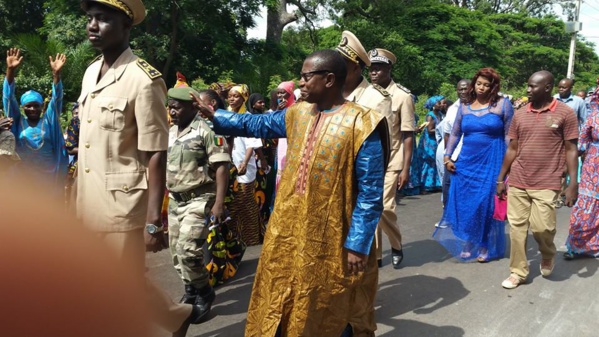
[300,70,332,82]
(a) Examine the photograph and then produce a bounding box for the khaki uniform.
[374,81,415,258]
[386,81,416,171]
[167,115,230,289]
[76,48,191,332]
[347,77,393,121]
[76,48,169,232]
[347,78,401,258]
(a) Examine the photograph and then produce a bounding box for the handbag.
[493,176,508,221]
[493,195,507,221]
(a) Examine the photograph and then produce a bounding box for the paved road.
[147,192,599,337]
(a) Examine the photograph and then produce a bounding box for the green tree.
[264,0,341,44]
[294,0,599,95]
[442,0,557,16]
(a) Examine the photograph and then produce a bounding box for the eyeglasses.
[300,70,332,82]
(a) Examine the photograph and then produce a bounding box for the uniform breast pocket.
[98,96,128,131]
[183,140,208,167]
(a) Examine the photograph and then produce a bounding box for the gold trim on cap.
[95,0,133,19]
[336,45,360,64]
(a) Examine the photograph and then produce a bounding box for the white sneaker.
[502,274,524,289]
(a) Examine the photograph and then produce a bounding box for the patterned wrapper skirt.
[566,194,599,256]
[231,181,265,246]
[205,217,246,286]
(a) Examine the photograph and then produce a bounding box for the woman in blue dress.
[3,48,68,190]
[417,95,444,193]
[433,68,513,262]
[401,112,422,196]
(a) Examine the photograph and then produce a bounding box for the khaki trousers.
[375,169,402,259]
[98,229,192,332]
[506,187,559,280]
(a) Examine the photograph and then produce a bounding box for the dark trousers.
[442,166,452,209]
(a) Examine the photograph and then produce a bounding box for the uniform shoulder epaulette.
[136,59,162,80]
[371,83,390,97]
[395,82,411,94]
[88,54,102,66]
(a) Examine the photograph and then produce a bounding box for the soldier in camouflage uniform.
[166,86,230,321]
[0,116,20,170]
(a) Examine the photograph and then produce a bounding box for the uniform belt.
[169,185,211,203]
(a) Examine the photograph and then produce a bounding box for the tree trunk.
[266,0,298,44]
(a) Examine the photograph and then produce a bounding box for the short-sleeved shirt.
[76,48,170,232]
[554,93,587,130]
[386,80,415,170]
[442,101,462,161]
[167,115,230,193]
[508,99,578,190]
[232,136,263,183]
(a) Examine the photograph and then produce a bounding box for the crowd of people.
[2,0,599,336]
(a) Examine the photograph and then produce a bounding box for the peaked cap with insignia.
[81,0,146,25]
[336,31,371,67]
[369,48,397,65]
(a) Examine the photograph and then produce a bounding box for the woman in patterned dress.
[228,84,265,246]
[417,95,444,193]
[565,98,599,259]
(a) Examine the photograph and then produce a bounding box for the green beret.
[167,87,199,102]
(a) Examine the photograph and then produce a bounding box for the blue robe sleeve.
[45,80,68,180]
[48,80,64,121]
[344,131,385,255]
[2,78,21,135]
[212,109,287,139]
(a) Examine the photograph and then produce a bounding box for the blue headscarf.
[20,90,43,105]
[424,95,444,111]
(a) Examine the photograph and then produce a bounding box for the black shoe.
[340,324,353,337]
[180,284,198,304]
[377,259,382,268]
[192,285,215,323]
[391,248,403,269]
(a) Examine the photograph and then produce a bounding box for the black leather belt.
[169,186,210,203]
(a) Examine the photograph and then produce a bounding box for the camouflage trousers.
[168,193,215,289]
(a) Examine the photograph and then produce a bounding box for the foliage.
[331,1,599,95]
[190,77,210,90]
[414,94,431,123]
[438,82,458,102]
[442,0,560,16]
[0,0,597,114]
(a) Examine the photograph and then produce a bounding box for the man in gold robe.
[194,50,389,337]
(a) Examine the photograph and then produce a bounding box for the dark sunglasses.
[300,70,332,82]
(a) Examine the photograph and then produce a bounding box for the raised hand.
[49,53,67,73]
[276,99,287,110]
[0,117,13,131]
[6,48,23,69]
